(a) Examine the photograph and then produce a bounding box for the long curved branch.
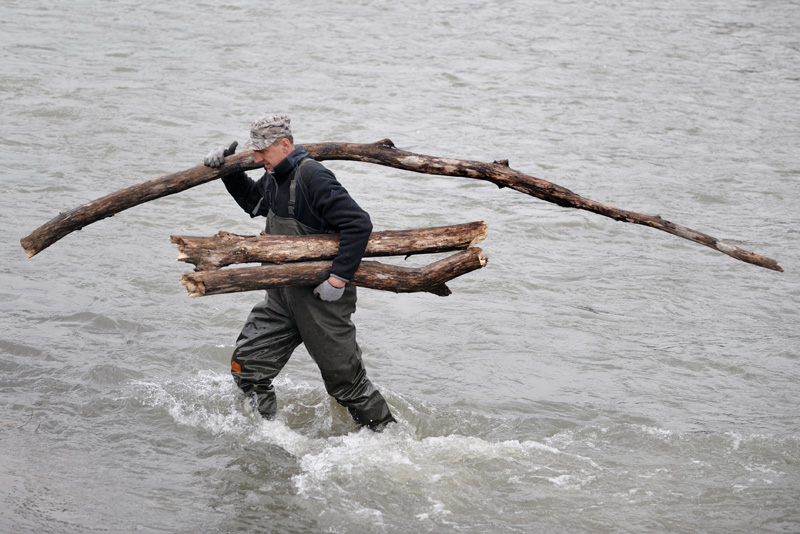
[20,139,782,272]
[309,139,782,272]
[20,152,257,258]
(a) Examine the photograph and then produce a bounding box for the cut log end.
[180,275,206,298]
[469,222,489,248]
[20,239,37,258]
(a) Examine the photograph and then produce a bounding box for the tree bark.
[20,139,783,272]
[179,247,488,298]
[308,140,783,272]
[20,153,256,259]
[171,221,488,271]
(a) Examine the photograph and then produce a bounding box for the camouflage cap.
[243,114,292,151]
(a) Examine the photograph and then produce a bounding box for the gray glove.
[313,280,345,302]
[203,141,237,168]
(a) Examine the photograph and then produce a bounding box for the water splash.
[128,369,606,528]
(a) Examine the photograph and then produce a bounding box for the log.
[171,221,488,271]
[20,139,783,272]
[179,247,488,298]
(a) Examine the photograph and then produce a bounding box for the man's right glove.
[203,141,238,168]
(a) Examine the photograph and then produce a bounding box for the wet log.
[20,139,782,272]
[171,221,488,271]
[180,247,488,298]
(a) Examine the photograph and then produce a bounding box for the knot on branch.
[373,138,396,149]
[493,159,510,167]
[214,230,240,240]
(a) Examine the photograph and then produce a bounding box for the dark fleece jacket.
[221,145,372,281]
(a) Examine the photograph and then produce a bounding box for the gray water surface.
[2,1,799,532]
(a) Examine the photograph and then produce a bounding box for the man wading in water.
[204,114,396,432]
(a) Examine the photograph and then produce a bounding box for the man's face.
[253,138,290,171]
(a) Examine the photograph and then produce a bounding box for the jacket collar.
[272,146,311,181]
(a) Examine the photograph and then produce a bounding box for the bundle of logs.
[171,221,488,297]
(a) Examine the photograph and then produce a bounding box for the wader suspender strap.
[251,182,266,216]
[251,192,264,216]
[288,158,314,218]
[250,158,314,217]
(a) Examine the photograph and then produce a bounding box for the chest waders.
[230,159,395,431]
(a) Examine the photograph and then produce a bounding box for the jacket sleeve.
[221,170,269,218]
[302,163,372,281]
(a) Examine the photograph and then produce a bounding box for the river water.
[1,1,799,532]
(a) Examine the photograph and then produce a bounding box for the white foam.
[129,369,603,517]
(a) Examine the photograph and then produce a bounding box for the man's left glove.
[203,141,238,168]
[313,280,345,302]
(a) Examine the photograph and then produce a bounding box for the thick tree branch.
[171,221,488,271]
[20,139,782,272]
[20,152,256,258]
[179,247,488,298]
[308,140,782,272]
